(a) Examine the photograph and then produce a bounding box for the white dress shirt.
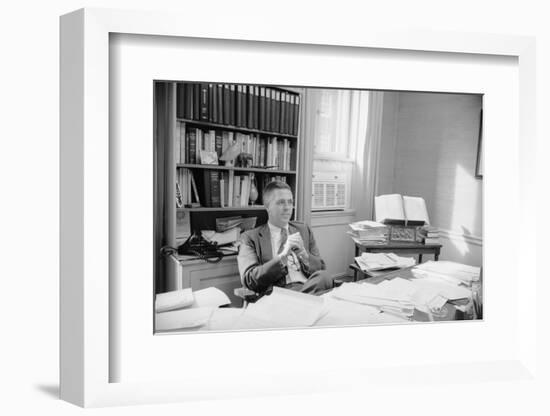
[268,222,307,284]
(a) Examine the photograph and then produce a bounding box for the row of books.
[177,168,288,208]
[176,122,295,171]
[176,82,300,135]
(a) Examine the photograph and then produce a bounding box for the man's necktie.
[278,228,288,254]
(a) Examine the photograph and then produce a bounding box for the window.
[309,89,368,211]
[312,90,353,159]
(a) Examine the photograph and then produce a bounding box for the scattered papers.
[155,288,194,313]
[409,278,471,301]
[191,287,231,308]
[316,296,408,326]
[355,252,416,272]
[206,308,245,331]
[331,273,473,318]
[231,287,327,330]
[413,261,480,285]
[331,281,415,318]
[155,307,214,331]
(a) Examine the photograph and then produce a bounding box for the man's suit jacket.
[237,221,326,294]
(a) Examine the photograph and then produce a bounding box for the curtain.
[352,91,384,220]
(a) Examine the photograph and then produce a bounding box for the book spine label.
[175,122,181,164]
[228,170,234,208]
[217,84,223,125]
[176,83,185,119]
[293,94,300,135]
[277,139,283,169]
[275,91,281,134]
[193,83,201,120]
[286,92,292,134]
[247,85,254,129]
[184,83,194,119]
[239,85,246,127]
[259,137,266,167]
[259,87,265,131]
[230,85,236,125]
[187,128,196,164]
[215,130,223,159]
[266,88,272,131]
[254,86,260,130]
[210,84,217,123]
[280,91,287,134]
[210,170,221,207]
[223,84,231,125]
[232,174,241,207]
[183,123,187,163]
[200,83,209,121]
[288,94,294,135]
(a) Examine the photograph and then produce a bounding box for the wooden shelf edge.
[176,117,298,139]
[176,164,296,175]
[177,206,268,212]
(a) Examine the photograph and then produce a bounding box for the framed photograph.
[60,7,539,409]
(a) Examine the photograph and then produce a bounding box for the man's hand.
[287,232,306,254]
[280,232,308,261]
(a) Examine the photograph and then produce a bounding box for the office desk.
[353,239,442,263]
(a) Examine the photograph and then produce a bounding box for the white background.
[2,0,549,415]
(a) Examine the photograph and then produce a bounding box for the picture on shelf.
[154,80,484,335]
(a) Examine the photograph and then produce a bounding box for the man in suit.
[237,180,334,296]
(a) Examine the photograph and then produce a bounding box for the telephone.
[177,233,224,263]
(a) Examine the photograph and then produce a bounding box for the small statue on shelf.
[235,152,253,168]
[219,140,240,167]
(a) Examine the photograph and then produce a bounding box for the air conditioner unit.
[311,172,347,210]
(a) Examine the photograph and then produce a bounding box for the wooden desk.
[353,240,442,263]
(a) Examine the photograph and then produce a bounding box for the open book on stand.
[375,194,430,225]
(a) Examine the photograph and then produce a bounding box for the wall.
[311,210,356,278]
[379,92,483,266]
[377,91,399,196]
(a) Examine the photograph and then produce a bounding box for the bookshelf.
[155,81,302,297]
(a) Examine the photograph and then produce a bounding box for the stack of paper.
[330,274,474,319]
[317,295,408,326]
[231,287,327,330]
[330,280,416,319]
[354,252,416,272]
[347,220,388,243]
[413,261,480,285]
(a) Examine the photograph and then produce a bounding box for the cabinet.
[155,81,302,296]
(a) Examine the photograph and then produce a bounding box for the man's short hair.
[262,180,292,205]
